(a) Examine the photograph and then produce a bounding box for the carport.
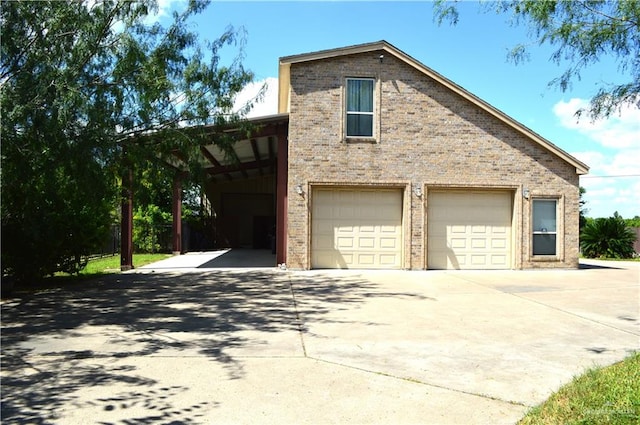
[120,114,289,270]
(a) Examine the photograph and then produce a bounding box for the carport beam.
[276,124,288,265]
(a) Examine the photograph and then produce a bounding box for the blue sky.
[163,1,638,219]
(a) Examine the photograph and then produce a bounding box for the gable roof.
[278,40,589,175]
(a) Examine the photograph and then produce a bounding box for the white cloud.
[233,77,279,118]
[572,151,605,171]
[557,97,640,218]
[605,149,640,176]
[574,149,640,178]
[553,98,640,149]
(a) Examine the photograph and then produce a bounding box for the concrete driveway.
[1,255,638,424]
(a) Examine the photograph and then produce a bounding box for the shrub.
[580,213,636,259]
[133,204,172,253]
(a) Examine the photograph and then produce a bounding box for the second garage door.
[312,189,403,269]
[428,190,512,270]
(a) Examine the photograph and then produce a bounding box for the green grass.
[595,257,640,262]
[518,352,640,425]
[580,254,640,261]
[1,253,172,294]
[56,253,171,278]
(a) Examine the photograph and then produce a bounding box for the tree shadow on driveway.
[1,269,429,424]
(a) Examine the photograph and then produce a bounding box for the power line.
[581,174,640,179]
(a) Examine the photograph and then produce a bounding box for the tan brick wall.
[286,51,580,269]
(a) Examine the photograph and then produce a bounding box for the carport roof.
[170,113,289,181]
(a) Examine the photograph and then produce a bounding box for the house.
[278,40,588,270]
[121,41,589,270]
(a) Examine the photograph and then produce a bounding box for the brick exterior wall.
[286,50,580,270]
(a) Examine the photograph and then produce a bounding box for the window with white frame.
[345,78,374,138]
[532,199,557,256]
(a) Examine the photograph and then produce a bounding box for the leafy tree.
[580,212,637,258]
[133,204,172,253]
[1,0,253,283]
[434,0,640,119]
[131,158,206,253]
[133,158,202,219]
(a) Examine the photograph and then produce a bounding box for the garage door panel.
[379,254,398,265]
[379,237,398,249]
[315,235,333,248]
[312,189,402,269]
[491,255,507,265]
[451,225,466,234]
[491,239,507,249]
[428,191,512,270]
[360,209,379,219]
[357,254,376,265]
[337,237,353,248]
[359,225,376,233]
[470,255,488,266]
[341,253,354,264]
[383,225,401,233]
[315,204,333,217]
[428,236,448,250]
[314,221,334,234]
[336,226,355,235]
[358,237,375,249]
[338,208,355,219]
[312,251,337,268]
[471,225,487,234]
[450,238,467,249]
[471,238,487,249]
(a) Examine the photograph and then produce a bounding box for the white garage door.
[428,191,512,270]
[312,189,403,269]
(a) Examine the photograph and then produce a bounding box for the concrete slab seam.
[307,356,529,408]
[446,274,640,337]
[502,292,640,338]
[287,276,308,357]
[504,285,640,293]
[145,355,309,359]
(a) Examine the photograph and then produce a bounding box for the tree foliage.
[1,0,253,282]
[131,158,204,254]
[579,186,588,230]
[133,204,172,254]
[580,212,637,258]
[434,0,640,119]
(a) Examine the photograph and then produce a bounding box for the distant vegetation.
[623,216,640,228]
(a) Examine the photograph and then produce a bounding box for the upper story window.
[532,199,557,256]
[346,78,375,138]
